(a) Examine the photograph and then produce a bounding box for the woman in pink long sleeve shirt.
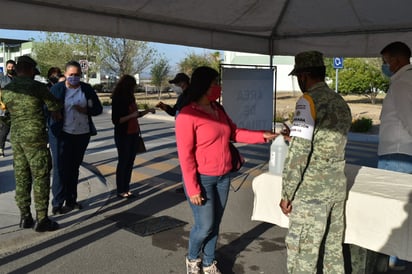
[176,66,276,274]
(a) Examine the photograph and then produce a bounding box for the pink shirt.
[175,102,266,197]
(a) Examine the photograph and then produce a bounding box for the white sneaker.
[186,257,202,274]
[203,261,221,274]
[0,148,4,157]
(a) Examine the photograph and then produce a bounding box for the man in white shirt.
[379,41,412,271]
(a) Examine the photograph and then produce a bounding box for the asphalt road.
[0,108,380,273]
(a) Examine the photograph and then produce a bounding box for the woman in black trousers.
[111,75,155,198]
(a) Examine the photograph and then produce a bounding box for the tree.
[178,51,221,75]
[325,57,389,104]
[32,32,75,77]
[33,32,102,82]
[99,38,156,76]
[150,56,170,100]
[67,34,101,82]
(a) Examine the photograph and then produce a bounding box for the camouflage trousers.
[12,141,52,220]
[285,200,345,274]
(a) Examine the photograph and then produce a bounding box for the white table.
[252,164,412,261]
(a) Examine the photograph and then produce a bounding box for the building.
[0,38,32,73]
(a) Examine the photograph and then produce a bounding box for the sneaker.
[388,256,407,271]
[203,261,221,274]
[63,202,83,212]
[186,257,202,274]
[0,148,4,157]
[52,205,63,215]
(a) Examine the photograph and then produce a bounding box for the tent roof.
[2,0,412,57]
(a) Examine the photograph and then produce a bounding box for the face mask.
[381,63,393,78]
[7,69,16,76]
[67,75,81,86]
[207,85,222,102]
[298,76,306,93]
[49,76,59,84]
[172,85,183,95]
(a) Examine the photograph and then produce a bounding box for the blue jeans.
[378,153,412,267]
[186,173,230,266]
[49,131,65,207]
[114,133,138,194]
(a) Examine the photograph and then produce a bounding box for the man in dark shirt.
[156,73,190,117]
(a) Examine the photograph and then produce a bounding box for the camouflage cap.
[289,51,325,75]
[17,55,40,75]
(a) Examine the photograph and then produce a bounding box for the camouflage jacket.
[1,76,62,143]
[282,82,352,203]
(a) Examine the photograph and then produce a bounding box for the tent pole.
[269,39,276,132]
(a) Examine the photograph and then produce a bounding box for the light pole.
[105,75,109,92]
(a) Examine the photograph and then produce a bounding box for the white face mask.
[172,85,183,95]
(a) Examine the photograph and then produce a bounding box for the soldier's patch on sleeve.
[290,94,316,140]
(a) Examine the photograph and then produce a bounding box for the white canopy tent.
[1,0,412,57]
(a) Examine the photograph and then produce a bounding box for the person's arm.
[138,108,156,118]
[85,84,103,116]
[118,111,138,124]
[156,101,176,116]
[281,136,312,201]
[175,110,202,200]
[40,84,62,113]
[280,95,315,211]
[392,81,412,136]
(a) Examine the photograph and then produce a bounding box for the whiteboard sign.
[222,68,273,131]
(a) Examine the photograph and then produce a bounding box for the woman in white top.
[48,61,103,214]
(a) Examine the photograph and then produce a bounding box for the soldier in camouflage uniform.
[279,51,352,273]
[1,56,62,232]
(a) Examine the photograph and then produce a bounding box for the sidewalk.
[0,153,110,256]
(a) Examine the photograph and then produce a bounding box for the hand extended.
[281,123,291,142]
[279,199,292,216]
[155,102,168,111]
[189,194,204,206]
[263,131,278,141]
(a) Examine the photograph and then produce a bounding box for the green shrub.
[93,84,104,92]
[137,102,155,109]
[102,100,111,106]
[350,117,373,132]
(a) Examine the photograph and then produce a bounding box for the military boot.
[19,213,34,229]
[34,216,59,232]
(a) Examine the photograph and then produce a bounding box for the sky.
[0,28,218,73]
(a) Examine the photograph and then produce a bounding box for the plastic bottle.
[268,135,289,175]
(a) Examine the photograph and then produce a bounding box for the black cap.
[17,55,40,75]
[169,73,190,84]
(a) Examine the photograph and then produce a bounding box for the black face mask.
[48,76,59,84]
[7,69,16,76]
[298,76,307,93]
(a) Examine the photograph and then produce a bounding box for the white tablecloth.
[252,164,412,261]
